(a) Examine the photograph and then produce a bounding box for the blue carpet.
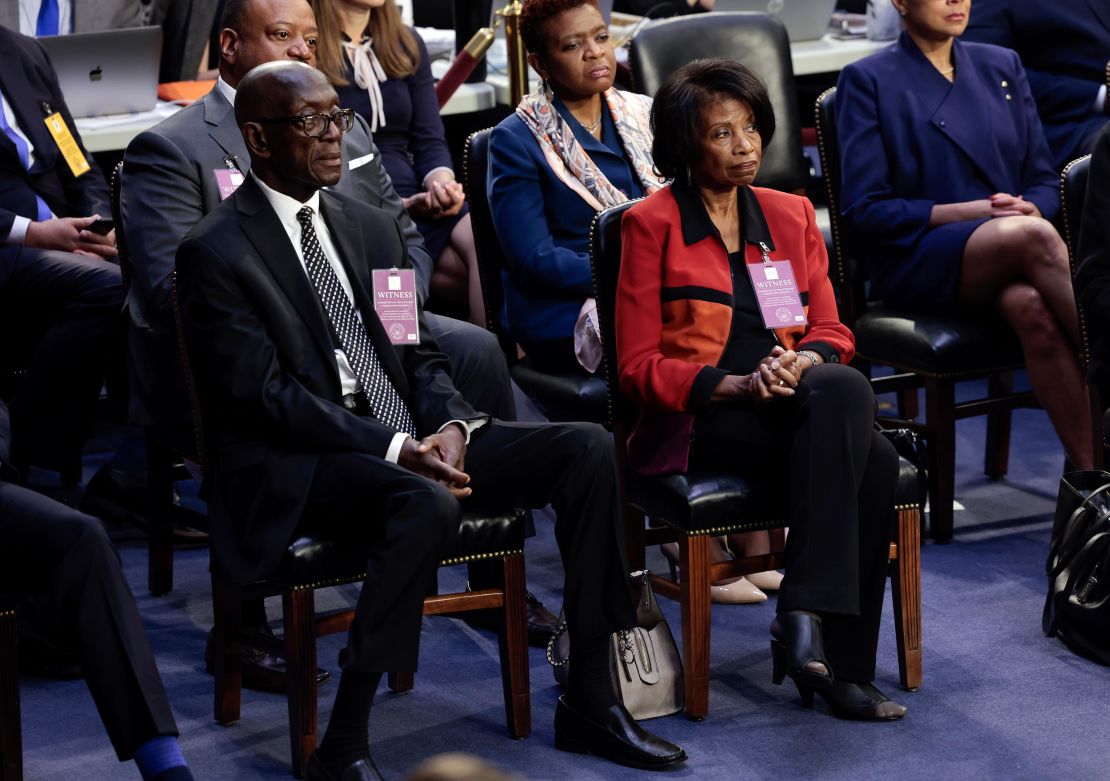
[15,380,1110,780]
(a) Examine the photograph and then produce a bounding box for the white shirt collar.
[250,172,322,229]
[215,76,238,109]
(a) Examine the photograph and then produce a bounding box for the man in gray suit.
[121,0,514,434]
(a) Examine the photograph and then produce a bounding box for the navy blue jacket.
[488,99,645,347]
[836,33,1058,305]
[964,0,1110,168]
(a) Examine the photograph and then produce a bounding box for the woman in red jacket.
[615,59,905,721]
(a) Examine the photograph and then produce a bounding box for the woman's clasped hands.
[713,346,806,402]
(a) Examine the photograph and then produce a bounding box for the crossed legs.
[960,216,1093,468]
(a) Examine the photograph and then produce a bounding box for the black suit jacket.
[0,26,108,241]
[176,177,478,583]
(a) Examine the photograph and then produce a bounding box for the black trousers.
[0,481,178,759]
[427,313,516,421]
[0,246,123,471]
[302,421,635,674]
[691,364,898,682]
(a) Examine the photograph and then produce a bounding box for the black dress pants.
[691,363,898,682]
[0,246,123,471]
[302,420,635,674]
[427,313,516,421]
[0,481,178,759]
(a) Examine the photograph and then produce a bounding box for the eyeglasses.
[256,109,356,138]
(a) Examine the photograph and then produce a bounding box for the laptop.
[712,0,839,41]
[38,26,162,118]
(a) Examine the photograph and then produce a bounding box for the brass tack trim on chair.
[814,88,848,293]
[439,548,524,567]
[288,574,369,592]
[1060,155,1094,373]
[856,358,1028,383]
[680,520,789,536]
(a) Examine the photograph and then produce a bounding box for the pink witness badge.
[746,243,807,329]
[371,268,420,345]
[213,168,245,200]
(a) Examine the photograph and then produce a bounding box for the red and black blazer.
[615,183,855,474]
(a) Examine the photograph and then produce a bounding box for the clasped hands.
[397,423,472,498]
[25,214,116,258]
[984,193,1038,219]
[712,346,810,403]
[403,177,465,221]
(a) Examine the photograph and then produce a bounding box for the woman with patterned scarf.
[311,0,485,326]
[488,0,662,375]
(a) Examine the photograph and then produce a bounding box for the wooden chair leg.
[624,506,647,576]
[679,534,712,720]
[147,436,175,596]
[924,378,957,543]
[984,373,1013,480]
[890,507,922,691]
[283,588,318,780]
[897,387,920,421]
[387,672,414,693]
[211,575,242,726]
[498,552,531,738]
[0,611,21,781]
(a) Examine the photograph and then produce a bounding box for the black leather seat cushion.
[629,457,921,535]
[856,305,1024,376]
[510,359,607,423]
[276,509,526,586]
[628,470,782,534]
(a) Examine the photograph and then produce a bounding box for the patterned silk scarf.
[343,38,388,132]
[515,87,662,211]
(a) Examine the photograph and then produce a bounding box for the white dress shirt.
[0,89,54,244]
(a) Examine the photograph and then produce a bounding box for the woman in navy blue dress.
[837,0,1093,469]
[313,0,484,325]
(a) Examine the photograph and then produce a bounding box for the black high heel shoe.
[798,680,907,722]
[770,611,834,706]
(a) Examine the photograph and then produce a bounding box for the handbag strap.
[546,616,570,668]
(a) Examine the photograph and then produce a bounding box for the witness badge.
[372,268,419,345]
[746,243,806,329]
[213,168,245,200]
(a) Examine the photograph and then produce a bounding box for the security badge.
[214,154,245,200]
[745,242,807,329]
[40,102,89,178]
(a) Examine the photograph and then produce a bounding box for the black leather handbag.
[1043,471,1110,665]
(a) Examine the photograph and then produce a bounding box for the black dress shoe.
[305,752,378,781]
[554,696,687,770]
[462,590,559,647]
[204,628,330,693]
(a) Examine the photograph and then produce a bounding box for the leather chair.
[814,87,1038,543]
[629,12,807,195]
[110,161,207,595]
[169,274,531,778]
[0,609,19,781]
[1059,155,1104,468]
[588,201,923,719]
[461,128,608,423]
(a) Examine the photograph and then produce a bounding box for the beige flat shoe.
[746,570,784,592]
[711,577,768,604]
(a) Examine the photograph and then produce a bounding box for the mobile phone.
[88,217,114,235]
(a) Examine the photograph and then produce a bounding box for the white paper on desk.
[74,101,180,129]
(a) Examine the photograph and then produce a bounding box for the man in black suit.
[964,0,1110,169]
[0,400,193,781]
[0,25,122,475]
[177,61,686,779]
